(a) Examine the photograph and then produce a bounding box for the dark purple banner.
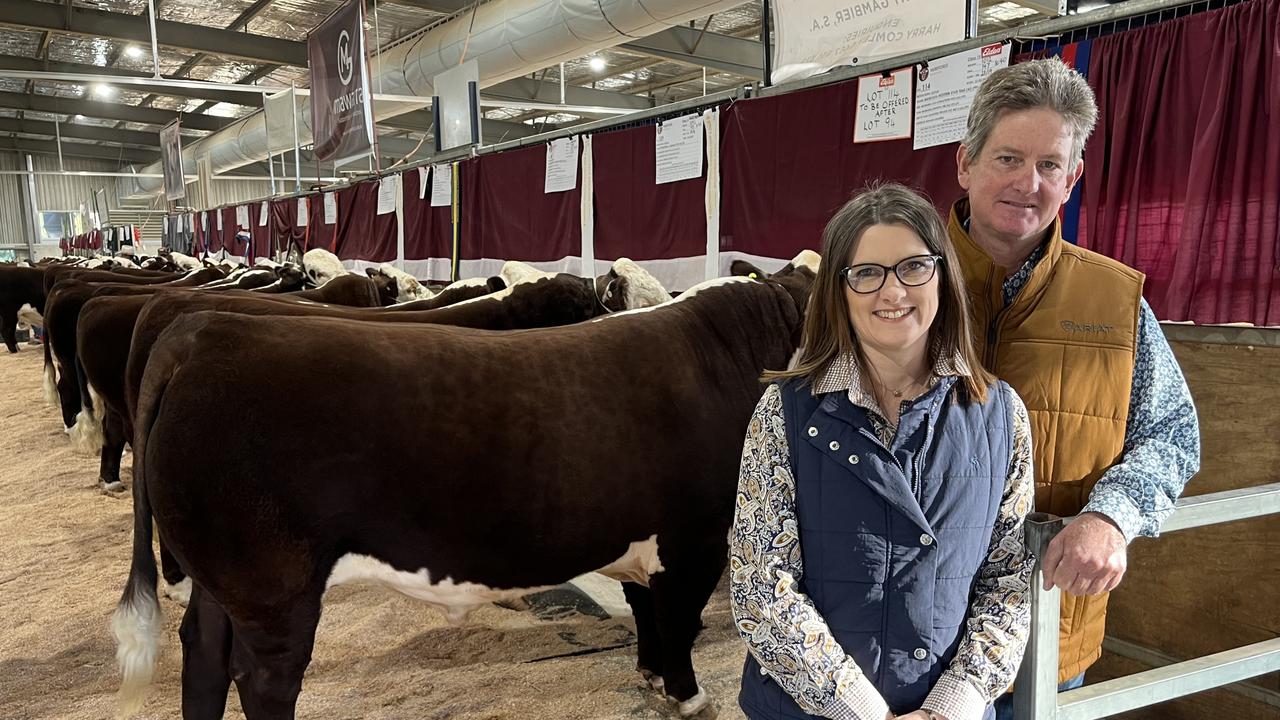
[307,0,376,164]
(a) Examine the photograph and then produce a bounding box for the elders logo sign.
[337,30,353,85]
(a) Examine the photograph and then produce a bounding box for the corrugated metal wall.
[31,155,118,215]
[0,153,26,249]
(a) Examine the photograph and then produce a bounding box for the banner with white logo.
[308,0,377,166]
[771,0,966,84]
[159,119,185,201]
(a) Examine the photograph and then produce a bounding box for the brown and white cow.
[112,259,815,720]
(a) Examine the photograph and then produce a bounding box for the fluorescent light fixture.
[125,45,145,59]
[74,114,85,120]
[589,56,606,72]
[93,84,114,98]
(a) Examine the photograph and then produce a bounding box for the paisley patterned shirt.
[1001,249,1201,541]
[729,355,1035,720]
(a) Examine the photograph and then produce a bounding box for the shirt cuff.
[1081,483,1146,543]
[922,670,989,720]
[819,666,891,720]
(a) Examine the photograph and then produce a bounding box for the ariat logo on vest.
[1061,320,1114,334]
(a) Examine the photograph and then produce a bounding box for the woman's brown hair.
[765,182,995,402]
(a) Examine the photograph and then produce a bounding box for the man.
[948,59,1200,719]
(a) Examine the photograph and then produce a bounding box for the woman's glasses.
[839,254,942,294]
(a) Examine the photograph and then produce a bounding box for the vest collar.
[949,198,1065,321]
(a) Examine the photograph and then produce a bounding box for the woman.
[730,184,1034,720]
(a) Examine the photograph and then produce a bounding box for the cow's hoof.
[677,686,715,719]
[100,480,127,494]
[162,577,192,606]
[640,668,665,693]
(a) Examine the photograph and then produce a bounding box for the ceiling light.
[125,45,145,59]
[589,57,606,72]
[74,114,85,121]
[93,84,114,98]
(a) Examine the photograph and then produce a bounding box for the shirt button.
[920,534,933,546]
[807,426,819,437]
[848,454,859,465]
[828,440,840,451]
[913,648,928,660]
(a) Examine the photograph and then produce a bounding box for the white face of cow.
[609,258,669,310]
[302,248,347,287]
[498,260,556,289]
[375,263,433,303]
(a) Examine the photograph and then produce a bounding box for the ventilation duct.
[121,0,749,197]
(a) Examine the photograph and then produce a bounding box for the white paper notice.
[297,197,308,227]
[417,166,428,200]
[323,192,337,224]
[376,175,398,215]
[200,211,207,232]
[216,211,223,231]
[854,67,914,143]
[544,136,579,193]
[258,201,269,226]
[430,164,452,207]
[235,204,250,229]
[655,114,704,185]
[913,43,1011,150]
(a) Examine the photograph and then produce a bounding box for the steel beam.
[621,26,763,78]
[486,77,653,111]
[0,0,306,66]
[0,55,264,108]
[0,137,160,164]
[0,91,228,132]
[0,117,192,148]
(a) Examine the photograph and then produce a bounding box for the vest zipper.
[857,427,906,478]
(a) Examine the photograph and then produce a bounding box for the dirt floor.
[0,345,751,720]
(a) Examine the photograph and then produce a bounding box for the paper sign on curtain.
[655,114,703,185]
[913,43,1011,150]
[430,164,452,207]
[235,205,250,229]
[377,176,398,215]
[854,67,914,143]
[323,192,337,224]
[258,201,269,226]
[417,166,429,199]
[297,197,309,226]
[545,136,579,193]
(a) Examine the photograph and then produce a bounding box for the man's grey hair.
[962,58,1098,170]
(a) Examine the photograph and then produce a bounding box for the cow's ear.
[364,267,379,278]
[486,276,507,293]
[730,259,767,280]
[609,275,630,310]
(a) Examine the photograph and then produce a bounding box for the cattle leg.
[230,594,323,720]
[179,583,233,720]
[649,544,726,718]
[98,410,128,493]
[0,306,17,353]
[621,581,666,692]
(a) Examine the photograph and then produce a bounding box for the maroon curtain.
[249,201,273,261]
[593,121,708,263]
[403,166,453,280]
[720,80,961,266]
[1080,0,1279,325]
[310,189,359,253]
[270,197,307,257]
[335,180,397,263]
[215,207,236,255]
[460,148,580,265]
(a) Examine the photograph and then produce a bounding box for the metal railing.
[1012,482,1280,718]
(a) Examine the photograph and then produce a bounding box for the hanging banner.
[264,87,298,154]
[771,0,965,84]
[913,42,1011,150]
[159,119,186,201]
[853,67,914,143]
[308,0,377,167]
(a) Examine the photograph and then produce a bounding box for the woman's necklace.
[881,369,931,399]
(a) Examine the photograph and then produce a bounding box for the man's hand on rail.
[1041,512,1128,595]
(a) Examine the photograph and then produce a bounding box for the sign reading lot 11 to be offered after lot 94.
[854,67,913,143]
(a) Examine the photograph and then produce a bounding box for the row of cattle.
[0,247,820,720]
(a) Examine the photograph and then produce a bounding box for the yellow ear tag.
[749,272,758,280]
